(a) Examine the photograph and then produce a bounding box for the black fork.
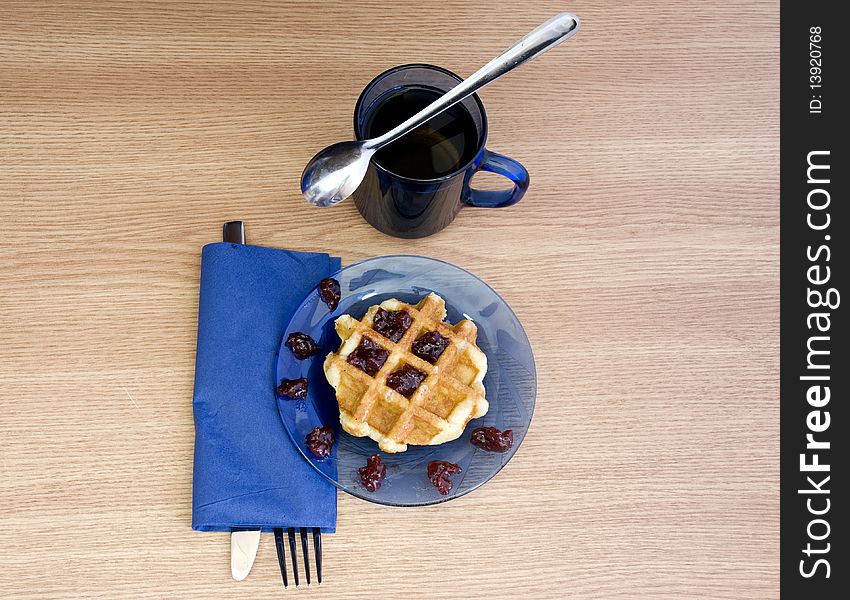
[273,527,322,587]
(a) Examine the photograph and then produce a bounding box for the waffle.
[323,293,488,453]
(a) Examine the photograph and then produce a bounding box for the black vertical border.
[780,1,847,597]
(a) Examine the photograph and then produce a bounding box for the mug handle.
[464,150,530,208]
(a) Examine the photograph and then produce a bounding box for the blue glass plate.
[275,255,536,507]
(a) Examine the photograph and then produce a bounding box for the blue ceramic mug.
[352,64,530,238]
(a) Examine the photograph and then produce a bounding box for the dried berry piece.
[346,336,389,376]
[372,308,412,343]
[386,364,427,397]
[427,460,462,495]
[306,426,335,458]
[411,331,450,364]
[286,332,319,359]
[358,454,387,492]
[318,278,341,312]
[276,377,308,399]
[470,426,513,452]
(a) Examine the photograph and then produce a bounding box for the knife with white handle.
[222,221,262,582]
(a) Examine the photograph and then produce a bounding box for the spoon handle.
[367,12,580,150]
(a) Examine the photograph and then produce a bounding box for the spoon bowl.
[300,141,375,208]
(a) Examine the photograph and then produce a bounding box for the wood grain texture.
[0,1,778,598]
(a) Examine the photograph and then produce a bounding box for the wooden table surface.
[0,1,779,598]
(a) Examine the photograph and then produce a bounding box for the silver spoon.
[301,12,580,207]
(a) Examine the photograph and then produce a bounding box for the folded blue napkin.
[191,242,339,532]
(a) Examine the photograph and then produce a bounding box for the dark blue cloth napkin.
[191,242,339,532]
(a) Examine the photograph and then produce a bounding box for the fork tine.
[312,527,322,584]
[287,528,300,586]
[300,528,311,584]
[273,528,288,588]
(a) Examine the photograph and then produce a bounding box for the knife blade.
[231,529,261,581]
